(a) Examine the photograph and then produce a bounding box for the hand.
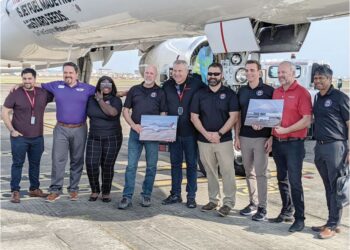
[117,90,128,97]
[131,124,142,134]
[252,124,263,130]
[11,130,23,137]
[95,91,103,101]
[274,126,289,135]
[234,138,241,151]
[264,137,272,153]
[345,151,350,164]
[211,132,221,144]
[10,84,20,93]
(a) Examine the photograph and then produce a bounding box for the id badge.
[31,116,36,125]
[177,107,183,116]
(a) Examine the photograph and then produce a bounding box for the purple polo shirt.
[42,81,95,124]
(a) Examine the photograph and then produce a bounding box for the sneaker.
[201,202,218,212]
[186,198,197,208]
[70,192,78,201]
[118,197,132,209]
[161,194,182,205]
[141,196,151,207]
[240,203,257,216]
[28,189,48,198]
[11,191,20,203]
[218,205,231,217]
[269,213,294,223]
[252,207,267,221]
[46,193,60,203]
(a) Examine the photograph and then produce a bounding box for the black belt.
[273,137,304,142]
[317,139,344,145]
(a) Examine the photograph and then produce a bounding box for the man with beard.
[42,62,96,202]
[162,60,205,208]
[191,63,239,217]
[118,65,167,209]
[2,68,53,203]
[270,61,312,232]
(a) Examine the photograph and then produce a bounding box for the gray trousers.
[49,124,87,193]
[240,136,269,208]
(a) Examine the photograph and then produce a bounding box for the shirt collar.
[248,78,264,90]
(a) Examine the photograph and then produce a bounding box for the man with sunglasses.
[162,60,205,208]
[191,62,239,217]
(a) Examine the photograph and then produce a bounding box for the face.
[245,63,260,83]
[172,63,188,84]
[100,80,113,94]
[314,73,331,91]
[207,67,222,86]
[63,65,78,85]
[278,63,295,86]
[144,66,157,85]
[22,73,36,90]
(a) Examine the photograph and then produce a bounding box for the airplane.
[1,0,349,84]
[143,122,176,132]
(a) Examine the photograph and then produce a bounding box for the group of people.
[2,59,348,240]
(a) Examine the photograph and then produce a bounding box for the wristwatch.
[218,131,223,137]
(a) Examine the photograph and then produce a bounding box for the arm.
[234,113,241,150]
[346,121,350,163]
[122,107,142,134]
[274,115,312,135]
[95,92,117,117]
[1,107,22,137]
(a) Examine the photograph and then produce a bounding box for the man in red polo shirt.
[269,61,312,232]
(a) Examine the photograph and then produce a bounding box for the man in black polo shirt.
[191,62,239,217]
[311,65,349,239]
[162,60,205,208]
[118,65,167,209]
[234,60,274,221]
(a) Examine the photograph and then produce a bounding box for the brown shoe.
[201,202,218,212]
[28,189,48,198]
[312,225,341,233]
[318,227,336,239]
[11,191,20,203]
[46,193,60,203]
[70,192,78,201]
[218,205,231,217]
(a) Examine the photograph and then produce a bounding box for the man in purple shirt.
[42,62,95,202]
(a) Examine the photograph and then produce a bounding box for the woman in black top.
[86,76,123,202]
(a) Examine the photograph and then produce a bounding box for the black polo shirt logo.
[324,99,332,107]
[151,92,157,98]
[256,90,263,96]
[105,100,111,105]
[220,93,226,99]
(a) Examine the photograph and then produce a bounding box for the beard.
[208,78,221,86]
[23,83,34,90]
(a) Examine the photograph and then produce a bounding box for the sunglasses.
[207,72,221,76]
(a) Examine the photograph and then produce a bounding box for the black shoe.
[289,220,305,232]
[162,194,182,205]
[186,198,197,208]
[102,195,111,203]
[240,202,257,216]
[88,193,99,202]
[269,213,294,223]
[217,205,231,217]
[252,207,267,221]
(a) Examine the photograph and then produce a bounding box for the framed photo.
[244,99,284,128]
[139,115,178,141]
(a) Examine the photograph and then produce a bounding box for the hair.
[21,68,37,78]
[208,62,223,73]
[173,60,188,68]
[314,64,333,79]
[63,62,79,73]
[96,75,117,96]
[279,61,296,73]
[245,60,261,70]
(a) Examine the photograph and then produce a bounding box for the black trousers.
[272,140,305,220]
[85,134,122,194]
[314,140,347,228]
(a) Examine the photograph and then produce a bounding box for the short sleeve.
[3,92,16,109]
[229,91,239,112]
[123,87,134,108]
[190,92,201,114]
[339,93,350,122]
[298,88,312,116]
[41,82,56,93]
[159,89,168,113]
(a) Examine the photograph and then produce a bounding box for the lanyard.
[24,88,36,115]
[176,83,187,102]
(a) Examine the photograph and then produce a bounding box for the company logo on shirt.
[151,92,157,98]
[105,100,111,105]
[220,93,226,99]
[76,88,85,92]
[324,99,332,107]
[256,90,263,96]
[288,96,295,99]
[58,85,65,89]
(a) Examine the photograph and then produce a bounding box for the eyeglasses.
[207,72,221,76]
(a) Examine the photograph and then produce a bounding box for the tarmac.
[1,104,349,250]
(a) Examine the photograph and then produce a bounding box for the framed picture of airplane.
[139,115,178,141]
[244,99,284,128]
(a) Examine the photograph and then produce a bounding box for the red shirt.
[272,81,312,139]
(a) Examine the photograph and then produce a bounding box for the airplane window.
[268,65,301,78]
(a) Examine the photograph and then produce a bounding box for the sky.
[94,16,349,78]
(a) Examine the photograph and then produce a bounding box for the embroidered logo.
[105,100,111,105]
[58,85,65,89]
[76,88,85,92]
[220,93,226,99]
[256,90,263,96]
[324,99,332,107]
[151,92,157,98]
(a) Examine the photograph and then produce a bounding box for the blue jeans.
[123,130,159,199]
[272,139,305,220]
[169,136,198,199]
[10,136,44,192]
